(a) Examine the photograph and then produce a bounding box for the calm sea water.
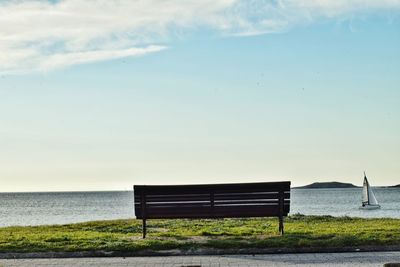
[0,188,399,227]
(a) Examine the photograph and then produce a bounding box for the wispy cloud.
[38,46,166,71]
[1,0,399,73]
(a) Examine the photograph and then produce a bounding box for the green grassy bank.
[0,215,399,253]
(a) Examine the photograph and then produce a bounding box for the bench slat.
[134,202,290,210]
[134,182,290,195]
[139,194,290,203]
[142,200,289,206]
[142,206,289,219]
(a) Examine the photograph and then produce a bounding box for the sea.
[0,188,399,227]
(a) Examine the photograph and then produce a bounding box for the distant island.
[295,182,359,189]
[379,184,400,188]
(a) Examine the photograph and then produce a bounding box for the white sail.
[367,183,379,205]
[362,177,369,204]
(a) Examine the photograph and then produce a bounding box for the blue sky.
[0,1,399,191]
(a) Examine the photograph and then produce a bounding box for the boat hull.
[359,205,381,210]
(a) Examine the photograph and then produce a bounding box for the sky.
[0,0,399,192]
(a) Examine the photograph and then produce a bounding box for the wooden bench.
[134,181,290,238]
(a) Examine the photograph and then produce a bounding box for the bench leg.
[142,219,147,239]
[279,216,284,235]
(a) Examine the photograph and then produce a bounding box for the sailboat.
[360,172,380,210]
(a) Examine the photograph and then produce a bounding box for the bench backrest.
[134,182,290,219]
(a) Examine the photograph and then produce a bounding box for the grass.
[0,214,399,253]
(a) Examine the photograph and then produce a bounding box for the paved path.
[0,252,399,266]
